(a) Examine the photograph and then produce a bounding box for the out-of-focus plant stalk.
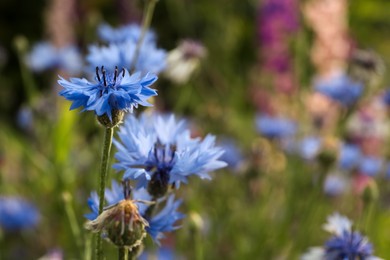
[62,192,83,256]
[96,127,114,260]
[130,0,159,73]
[84,234,92,260]
[13,36,37,105]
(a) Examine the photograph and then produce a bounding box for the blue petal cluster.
[113,113,227,188]
[85,181,184,243]
[0,196,40,231]
[139,247,177,260]
[359,156,383,176]
[26,42,83,74]
[303,213,380,259]
[382,89,390,106]
[218,138,244,171]
[314,73,364,107]
[298,136,322,160]
[58,68,157,120]
[146,195,184,243]
[325,231,374,259]
[87,24,167,74]
[255,114,296,139]
[338,144,361,170]
[97,23,155,44]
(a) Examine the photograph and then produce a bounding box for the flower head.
[164,39,207,84]
[97,23,156,44]
[0,196,40,231]
[359,156,383,177]
[85,180,184,244]
[298,136,322,160]
[323,174,348,197]
[113,113,227,194]
[314,73,364,107]
[302,213,382,260]
[86,40,166,75]
[255,114,296,139]
[218,138,245,172]
[58,67,157,122]
[338,144,361,171]
[26,42,83,74]
[139,247,177,260]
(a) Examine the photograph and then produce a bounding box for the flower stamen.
[101,66,107,86]
[95,66,101,82]
[114,66,118,82]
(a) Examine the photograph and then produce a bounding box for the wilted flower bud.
[85,199,148,249]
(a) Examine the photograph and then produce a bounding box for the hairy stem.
[96,127,114,260]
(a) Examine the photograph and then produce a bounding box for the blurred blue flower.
[97,23,155,44]
[0,196,40,231]
[26,42,83,74]
[218,139,244,171]
[58,67,157,120]
[358,156,383,176]
[86,40,166,75]
[323,174,348,197]
[16,105,33,131]
[385,162,390,179]
[113,113,227,189]
[338,144,361,171]
[302,213,380,259]
[382,89,390,106]
[139,247,177,260]
[325,231,374,259]
[315,73,364,107]
[298,136,322,160]
[85,181,183,243]
[255,114,296,139]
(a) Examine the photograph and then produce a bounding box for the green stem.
[13,36,37,105]
[130,0,158,73]
[84,234,92,260]
[118,247,128,260]
[95,127,114,260]
[62,192,83,255]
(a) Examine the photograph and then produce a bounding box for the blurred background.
[1,0,390,259]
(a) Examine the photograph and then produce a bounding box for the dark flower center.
[96,66,125,96]
[145,143,177,197]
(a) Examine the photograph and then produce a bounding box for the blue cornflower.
[86,40,167,75]
[338,144,362,171]
[139,247,177,260]
[325,231,374,259]
[85,181,184,244]
[382,89,390,106]
[255,114,296,139]
[298,136,322,160]
[302,213,381,260]
[26,42,83,74]
[58,67,157,121]
[218,138,245,172]
[359,156,383,177]
[113,113,227,193]
[323,174,348,197]
[315,73,364,107]
[97,23,155,44]
[385,162,390,179]
[0,196,40,231]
